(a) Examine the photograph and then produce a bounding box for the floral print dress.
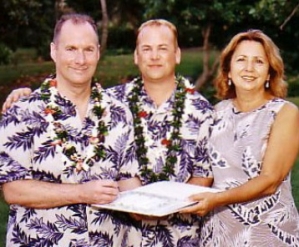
[0,81,139,247]
[200,98,299,247]
[107,77,215,247]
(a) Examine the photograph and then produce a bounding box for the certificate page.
[92,181,219,216]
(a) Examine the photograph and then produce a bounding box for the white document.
[92,181,220,217]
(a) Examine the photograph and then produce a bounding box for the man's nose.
[150,49,160,60]
[75,50,86,64]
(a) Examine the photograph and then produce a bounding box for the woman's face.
[229,40,270,94]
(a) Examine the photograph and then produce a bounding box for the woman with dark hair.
[182,29,299,246]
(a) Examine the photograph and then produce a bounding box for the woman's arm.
[181,103,299,216]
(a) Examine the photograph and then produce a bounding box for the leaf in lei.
[128,75,195,183]
[40,78,108,172]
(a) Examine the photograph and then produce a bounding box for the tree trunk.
[100,0,109,54]
[194,23,219,90]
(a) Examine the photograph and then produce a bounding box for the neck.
[56,80,91,121]
[57,82,90,102]
[233,91,272,112]
[143,77,177,106]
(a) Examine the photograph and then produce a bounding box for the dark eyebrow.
[140,45,151,48]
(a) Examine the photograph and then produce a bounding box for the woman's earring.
[265,80,270,88]
[228,78,232,86]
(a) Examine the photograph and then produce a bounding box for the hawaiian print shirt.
[0,81,139,247]
[107,76,215,247]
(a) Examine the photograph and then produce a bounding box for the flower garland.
[128,75,195,183]
[40,77,108,172]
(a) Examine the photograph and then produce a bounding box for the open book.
[92,181,220,217]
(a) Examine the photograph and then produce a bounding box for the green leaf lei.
[40,77,108,172]
[128,75,195,183]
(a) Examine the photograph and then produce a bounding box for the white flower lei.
[128,75,196,183]
[41,78,108,172]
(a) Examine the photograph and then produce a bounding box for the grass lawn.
[292,159,299,207]
[288,97,299,106]
[0,195,8,246]
[0,48,298,246]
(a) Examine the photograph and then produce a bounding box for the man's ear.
[50,42,56,62]
[97,45,101,61]
[175,47,181,65]
[134,49,138,65]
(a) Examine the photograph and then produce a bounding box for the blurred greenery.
[0,48,218,106]
[289,97,299,106]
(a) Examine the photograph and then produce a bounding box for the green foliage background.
[1,0,299,79]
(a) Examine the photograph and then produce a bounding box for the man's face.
[134,25,181,83]
[50,20,100,86]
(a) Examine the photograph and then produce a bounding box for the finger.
[2,95,16,113]
[95,193,118,204]
[129,213,142,221]
[188,193,205,201]
[12,88,31,99]
[96,198,116,205]
[7,90,19,103]
[102,187,119,196]
[180,202,201,214]
[100,180,119,189]
[23,88,32,95]
[2,103,8,113]
[11,94,21,102]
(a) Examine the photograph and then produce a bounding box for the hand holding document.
[92,181,220,216]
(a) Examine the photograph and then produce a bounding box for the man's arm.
[2,179,119,209]
[2,87,32,113]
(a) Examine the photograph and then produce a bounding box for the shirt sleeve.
[0,104,35,185]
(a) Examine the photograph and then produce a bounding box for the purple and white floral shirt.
[107,76,215,247]
[0,81,139,247]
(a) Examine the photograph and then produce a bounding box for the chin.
[71,75,93,84]
[146,73,165,80]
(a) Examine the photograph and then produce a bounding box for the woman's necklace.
[40,77,108,172]
[127,75,195,183]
